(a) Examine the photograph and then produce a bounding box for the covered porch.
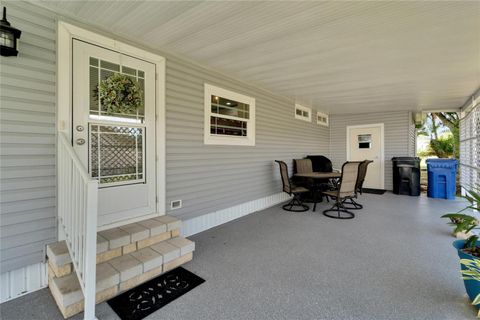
[0,1,479,319]
[1,193,473,319]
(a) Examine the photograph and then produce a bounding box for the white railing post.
[57,132,98,320]
[84,180,98,320]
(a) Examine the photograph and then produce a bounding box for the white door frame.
[57,21,166,231]
[346,123,385,189]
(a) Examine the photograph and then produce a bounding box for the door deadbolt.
[76,138,86,145]
[76,125,84,132]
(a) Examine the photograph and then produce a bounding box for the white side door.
[347,124,384,189]
[72,40,156,227]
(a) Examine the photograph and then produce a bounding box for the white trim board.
[182,192,290,237]
[57,21,166,232]
[0,262,48,304]
[346,123,385,189]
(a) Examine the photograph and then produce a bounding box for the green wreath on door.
[96,73,143,115]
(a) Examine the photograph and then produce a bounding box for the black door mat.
[362,188,387,195]
[107,267,205,320]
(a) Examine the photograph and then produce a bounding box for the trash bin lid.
[425,158,458,163]
[391,157,420,161]
[426,158,458,169]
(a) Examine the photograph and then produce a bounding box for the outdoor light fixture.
[0,7,21,57]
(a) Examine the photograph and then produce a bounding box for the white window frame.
[204,84,256,146]
[316,111,329,126]
[295,104,312,122]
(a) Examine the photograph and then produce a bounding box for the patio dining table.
[294,172,341,179]
[293,171,341,212]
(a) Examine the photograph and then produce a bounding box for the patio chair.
[295,158,330,204]
[294,158,314,188]
[275,160,310,212]
[321,161,361,219]
[295,158,313,173]
[343,160,373,210]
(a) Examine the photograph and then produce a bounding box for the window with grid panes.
[204,84,255,146]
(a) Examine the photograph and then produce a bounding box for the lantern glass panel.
[0,31,13,48]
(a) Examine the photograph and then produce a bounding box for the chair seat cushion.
[292,186,309,193]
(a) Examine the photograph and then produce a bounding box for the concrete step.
[47,215,182,277]
[48,236,195,319]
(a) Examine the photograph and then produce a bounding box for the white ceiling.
[34,1,480,114]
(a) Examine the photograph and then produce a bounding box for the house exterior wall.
[0,0,329,289]
[164,57,329,221]
[329,111,414,190]
[0,3,57,277]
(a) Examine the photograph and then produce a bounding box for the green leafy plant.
[95,73,143,115]
[417,112,459,158]
[442,185,480,256]
[460,258,480,316]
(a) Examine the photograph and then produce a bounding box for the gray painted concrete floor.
[1,193,476,320]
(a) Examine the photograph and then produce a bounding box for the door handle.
[76,138,86,145]
[76,125,84,132]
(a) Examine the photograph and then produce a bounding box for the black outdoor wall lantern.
[0,7,21,57]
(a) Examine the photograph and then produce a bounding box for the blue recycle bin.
[426,159,458,200]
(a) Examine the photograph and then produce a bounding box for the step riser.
[49,260,72,278]
[47,216,182,270]
[46,215,195,319]
[49,252,193,319]
[49,228,180,278]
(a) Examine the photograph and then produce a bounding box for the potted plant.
[460,258,480,318]
[442,185,480,315]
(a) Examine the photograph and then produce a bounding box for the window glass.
[211,95,249,120]
[210,116,247,136]
[358,134,372,149]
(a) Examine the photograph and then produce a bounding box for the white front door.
[347,124,384,189]
[72,40,156,227]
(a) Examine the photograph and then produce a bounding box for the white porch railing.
[58,132,98,320]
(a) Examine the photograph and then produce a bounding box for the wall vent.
[170,200,182,210]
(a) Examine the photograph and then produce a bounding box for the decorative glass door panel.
[90,124,144,186]
[73,40,156,227]
[89,57,145,124]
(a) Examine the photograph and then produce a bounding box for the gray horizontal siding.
[0,2,56,273]
[165,56,329,220]
[329,111,412,190]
